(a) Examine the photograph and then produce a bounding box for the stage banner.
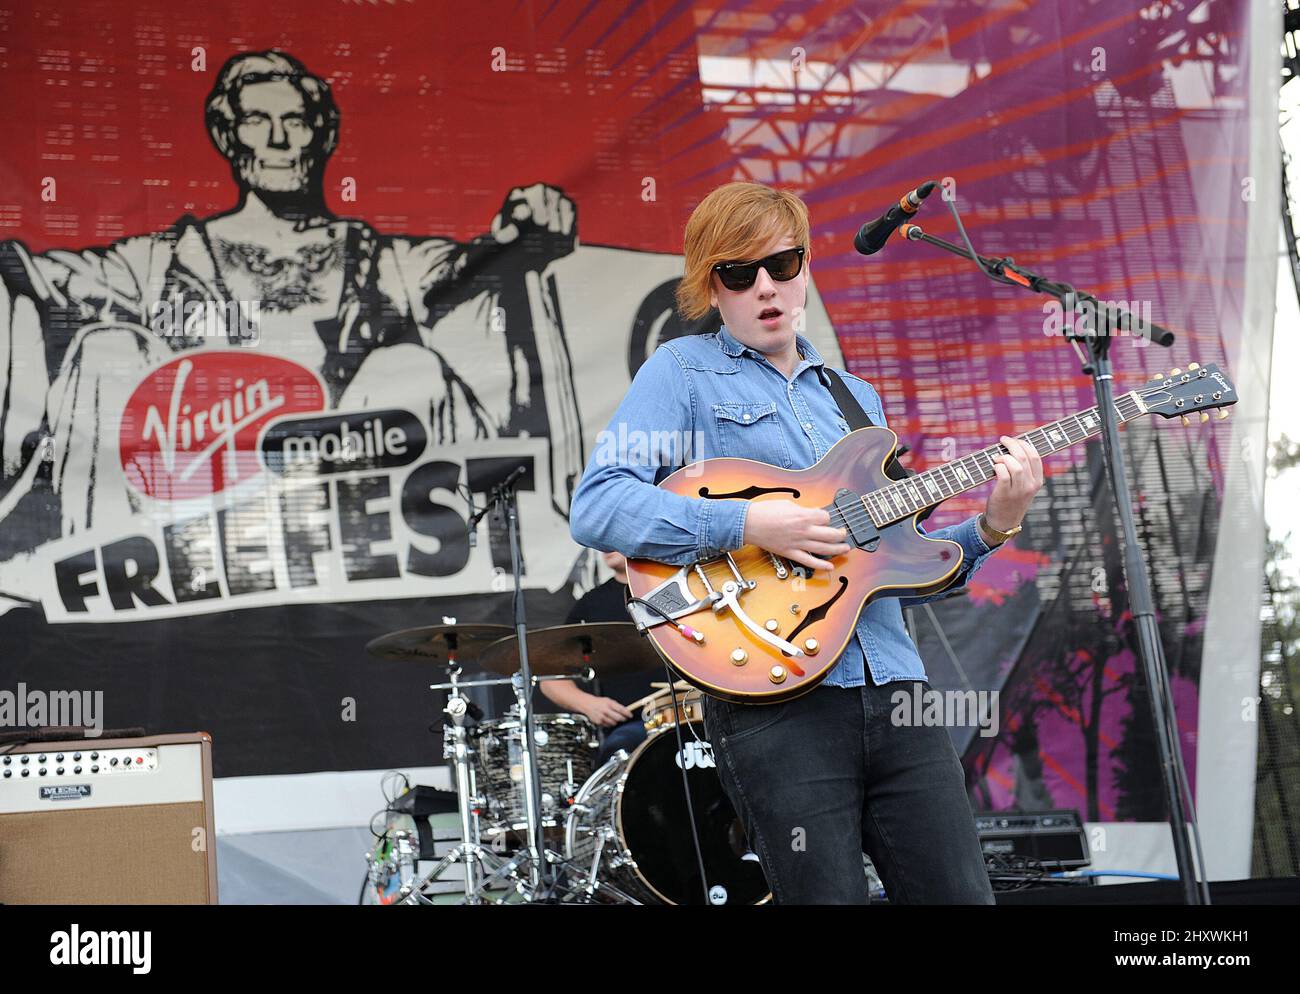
[0,0,1270,875]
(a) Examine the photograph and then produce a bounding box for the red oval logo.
[119,352,326,500]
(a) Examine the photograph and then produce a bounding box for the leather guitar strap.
[820,366,874,431]
[820,366,936,523]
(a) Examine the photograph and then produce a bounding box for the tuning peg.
[1217,409,1230,420]
[1199,412,1209,423]
[1169,368,1182,377]
[1180,415,1191,427]
[1187,362,1200,371]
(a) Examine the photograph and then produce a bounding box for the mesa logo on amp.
[118,352,327,500]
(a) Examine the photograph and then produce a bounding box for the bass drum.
[565,717,769,905]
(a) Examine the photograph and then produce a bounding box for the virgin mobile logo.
[119,353,325,500]
[259,409,427,477]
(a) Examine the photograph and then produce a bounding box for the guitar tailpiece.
[626,595,692,637]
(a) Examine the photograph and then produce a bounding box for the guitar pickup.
[831,489,879,548]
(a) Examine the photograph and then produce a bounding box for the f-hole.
[785,575,849,649]
[699,485,799,500]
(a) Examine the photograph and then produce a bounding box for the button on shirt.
[569,326,997,687]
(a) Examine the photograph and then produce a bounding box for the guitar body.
[625,427,964,704]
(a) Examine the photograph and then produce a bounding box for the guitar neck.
[862,389,1148,526]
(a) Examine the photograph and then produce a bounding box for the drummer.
[539,551,657,763]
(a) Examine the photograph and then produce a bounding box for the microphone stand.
[467,466,555,897]
[895,210,1210,905]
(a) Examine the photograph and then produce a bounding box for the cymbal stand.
[397,667,513,905]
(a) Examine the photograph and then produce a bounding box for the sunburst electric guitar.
[624,363,1238,703]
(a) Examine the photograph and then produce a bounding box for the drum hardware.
[356,614,774,905]
[392,666,594,905]
[642,685,704,732]
[437,467,597,903]
[392,664,517,904]
[406,465,557,898]
[360,592,775,903]
[361,619,601,904]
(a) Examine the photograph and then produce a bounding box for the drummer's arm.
[540,679,633,727]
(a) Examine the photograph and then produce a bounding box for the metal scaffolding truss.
[691,0,1245,189]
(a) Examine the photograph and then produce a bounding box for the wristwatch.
[978,512,1022,546]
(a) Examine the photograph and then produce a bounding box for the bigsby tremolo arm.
[713,577,803,658]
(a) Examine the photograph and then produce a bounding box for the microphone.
[466,463,529,543]
[854,181,938,256]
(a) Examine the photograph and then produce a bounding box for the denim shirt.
[570,326,997,687]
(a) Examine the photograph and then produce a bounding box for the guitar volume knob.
[803,638,819,656]
[768,665,788,684]
[730,648,748,666]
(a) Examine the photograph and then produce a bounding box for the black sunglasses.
[712,246,805,291]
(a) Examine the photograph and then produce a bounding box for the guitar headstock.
[1138,362,1237,425]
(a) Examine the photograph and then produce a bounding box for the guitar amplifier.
[975,810,1090,870]
[0,732,218,904]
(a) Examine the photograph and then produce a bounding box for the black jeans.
[704,681,994,905]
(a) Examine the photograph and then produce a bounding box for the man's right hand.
[742,500,851,572]
[583,696,635,728]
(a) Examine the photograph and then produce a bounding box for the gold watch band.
[979,512,1022,545]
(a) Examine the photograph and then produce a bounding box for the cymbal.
[477,623,663,677]
[366,624,514,665]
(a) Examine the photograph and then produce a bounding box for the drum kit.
[361,621,769,906]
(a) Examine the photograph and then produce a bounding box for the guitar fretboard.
[861,390,1146,527]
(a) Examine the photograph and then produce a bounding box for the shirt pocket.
[712,401,789,466]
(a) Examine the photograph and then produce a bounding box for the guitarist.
[569,181,1044,904]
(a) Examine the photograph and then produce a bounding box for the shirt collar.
[717,324,825,368]
[716,324,747,357]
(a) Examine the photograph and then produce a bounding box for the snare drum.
[641,686,705,734]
